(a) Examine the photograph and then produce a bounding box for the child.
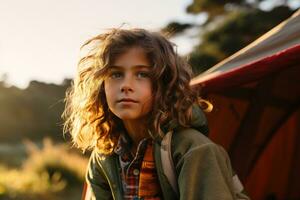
[63,28,250,200]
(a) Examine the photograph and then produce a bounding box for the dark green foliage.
[189,52,219,74]
[161,21,193,36]
[161,0,298,76]
[185,5,295,74]
[201,6,294,56]
[186,0,248,15]
[186,0,264,15]
[0,79,72,142]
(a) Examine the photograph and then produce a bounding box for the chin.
[115,111,147,121]
[117,114,140,121]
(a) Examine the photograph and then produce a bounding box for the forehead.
[110,47,151,67]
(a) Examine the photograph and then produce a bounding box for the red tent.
[191,9,300,200]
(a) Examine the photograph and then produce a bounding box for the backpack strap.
[160,130,179,195]
[81,181,92,200]
[160,130,248,199]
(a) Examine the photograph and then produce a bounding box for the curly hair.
[62,28,210,155]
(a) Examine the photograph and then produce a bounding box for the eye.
[136,71,149,78]
[110,71,123,79]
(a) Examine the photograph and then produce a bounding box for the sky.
[1,0,299,89]
[0,0,205,89]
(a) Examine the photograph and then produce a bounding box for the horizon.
[0,0,205,89]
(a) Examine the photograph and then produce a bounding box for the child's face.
[104,47,153,121]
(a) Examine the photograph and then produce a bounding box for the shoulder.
[171,128,225,163]
[87,149,114,173]
[87,150,104,173]
[172,127,213,149]
[86,149,116,183]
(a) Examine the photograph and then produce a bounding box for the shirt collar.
[114,132,133,155]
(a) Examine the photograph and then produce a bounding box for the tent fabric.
[245,109,300,199]
[201,65,300,200]
[191,8,300,87]
[192,44,300,93]
[190,9,300,200]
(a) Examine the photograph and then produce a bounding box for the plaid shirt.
[114,134,162,200]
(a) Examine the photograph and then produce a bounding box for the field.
[0,138,89,200]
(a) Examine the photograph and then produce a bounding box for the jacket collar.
[158,104,209,141]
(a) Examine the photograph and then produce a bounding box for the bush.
[0,164,65,199]
[22,138,88,187]
[0,138,88,199]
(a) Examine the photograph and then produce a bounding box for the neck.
[122,118,149,149]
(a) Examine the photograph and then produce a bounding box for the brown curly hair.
[62,28,209,155]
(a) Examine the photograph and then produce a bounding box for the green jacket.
[86,106,248,199]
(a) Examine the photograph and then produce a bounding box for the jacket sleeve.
[174,141,237,200]
[84,150,113,200]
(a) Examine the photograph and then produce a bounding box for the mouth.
[117,98,138,103]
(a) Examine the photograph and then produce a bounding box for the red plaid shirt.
[114,134,162,200]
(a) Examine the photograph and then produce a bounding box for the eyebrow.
[109,65,151,70]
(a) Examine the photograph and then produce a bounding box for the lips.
[117,98,138,103]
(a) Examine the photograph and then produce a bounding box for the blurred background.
[0,0,299,199]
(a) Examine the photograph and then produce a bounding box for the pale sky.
[1,0,298,89]
[0,0,204,89]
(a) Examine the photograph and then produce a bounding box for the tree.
[162,1,298,74]
[0,73,8,87]
[0,80,68,142]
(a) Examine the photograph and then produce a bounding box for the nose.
[120,75,134,93]
[121,85,133,92]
